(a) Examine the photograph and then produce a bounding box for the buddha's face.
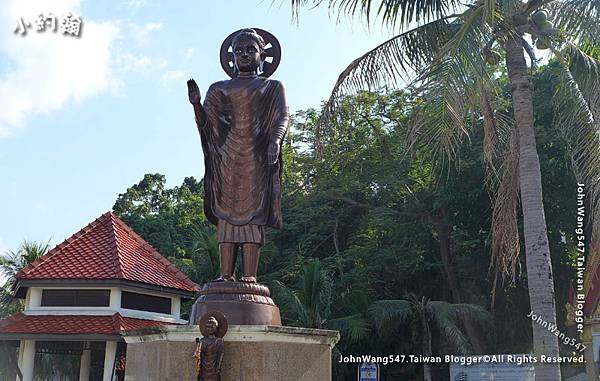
[233,37,264,74]
[205,320,217,335]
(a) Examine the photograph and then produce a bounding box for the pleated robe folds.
[199,77,288,243]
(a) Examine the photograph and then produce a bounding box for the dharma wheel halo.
[198,310,228,338]
[219,28,281,78]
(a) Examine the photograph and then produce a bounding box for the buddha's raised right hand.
[187,79,201,105]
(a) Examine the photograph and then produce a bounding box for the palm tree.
[187,226,220,284]
[291,1,599,379]
[370,296,490,381]
[0,240,50,381]
[275,259,369,343]
[0,240,50,316]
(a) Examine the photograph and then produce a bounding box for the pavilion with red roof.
[0,212,199,381]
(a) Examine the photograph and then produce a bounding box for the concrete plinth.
[123,325,340,381]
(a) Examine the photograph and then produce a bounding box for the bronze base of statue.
[191,282,281,326]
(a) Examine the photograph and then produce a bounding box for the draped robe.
[197,336,224,381]
[199,77,288,241]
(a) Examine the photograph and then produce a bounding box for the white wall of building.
[22,285,186,323]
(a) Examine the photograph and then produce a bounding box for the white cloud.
[130,22,162,45]
[0,0,119,137]
[160,70,186,87]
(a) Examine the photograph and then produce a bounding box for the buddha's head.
[232,28,266,75]
[205,316,218,336]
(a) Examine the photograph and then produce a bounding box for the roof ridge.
[109,213,199,291]
[17,212,113,278]
[112,313,124,332]
[108,213,125,279]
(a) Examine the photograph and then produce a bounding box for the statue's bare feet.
[240,276,257,283]
[214,275,236,282]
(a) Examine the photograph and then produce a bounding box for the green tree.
[370,297,490,381]
[275,259,369,342]
[106,73,579,378]
[112,174,209,285]
[291,2,599,378]
[0,241,50,381]
[113,174,207,258]
[0,240,50,318]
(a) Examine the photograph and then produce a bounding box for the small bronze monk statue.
[187,28,288,283]
[194,316,225,381]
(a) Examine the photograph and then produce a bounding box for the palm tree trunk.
[504,36,560,381]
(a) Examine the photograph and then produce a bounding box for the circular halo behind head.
[198,311,228,338]
[220,28,281,78]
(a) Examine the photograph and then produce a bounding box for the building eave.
[0,333,122,341]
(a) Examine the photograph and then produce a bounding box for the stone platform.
[123,325,340,381]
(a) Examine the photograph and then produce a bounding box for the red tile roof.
[0,313,173,336]
[17,212,199,293]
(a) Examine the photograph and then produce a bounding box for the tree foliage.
[104,67,579,379]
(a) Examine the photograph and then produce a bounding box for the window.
[40,289,110,307]
[121,291,171,314]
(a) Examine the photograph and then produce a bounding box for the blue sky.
[0,0,392,274]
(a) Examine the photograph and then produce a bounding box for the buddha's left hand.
[267,141,280,165]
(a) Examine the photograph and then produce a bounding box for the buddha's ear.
[260,51,267,61]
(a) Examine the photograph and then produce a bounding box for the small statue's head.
[231,28,266,75]
[205,316,218,335]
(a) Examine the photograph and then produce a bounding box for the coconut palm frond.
[328,313,370,343]
[428,301,471,354]
[482,0,497,24]
[409,77,470,170]
[554,47,600,256]
[407,6,497,168]
[188,227,220,282]
[291,0,463,29]
[313,3,495,157]
[417,4,493,83]
[17,240,50,269]
[368,299,413,331]
[300,260,331,325]
[1,240,50,317]
[0,240,50,285]
[274,280,311,326]
[429,301,490,354]
[562,42,600,100]
[0,284,13,307]
[437,302,492,324]
[319,18,455,120]
[548,0,600,44]
[0,252,20,286]
[500,0,523,13]
[274,260,339,329]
